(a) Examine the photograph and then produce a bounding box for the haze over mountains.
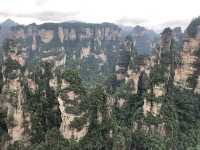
[0,18,165,54]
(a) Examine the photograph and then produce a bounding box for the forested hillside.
[0,17,200,150]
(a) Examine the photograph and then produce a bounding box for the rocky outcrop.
[58,95,87,140]
[0,40,31,148]
[13,22,120,44]
[58,27,65,43]
[39,29,54,43]
[143,98,162,117]
[8,22,122,88]
[121,25,159,54]
[56,73,88,140]
[0,19,18,47]
[115,37,135,81]
[80,47,91,59]
[2,79,31,143]
[174,37,199,90]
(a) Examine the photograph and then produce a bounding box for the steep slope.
[121,25,159,54]
[10,22,121,87]
[175,17,200,93]
[0,19,18,47]
[2,18,200,150]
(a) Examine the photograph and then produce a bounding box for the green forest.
[1,17,200,150]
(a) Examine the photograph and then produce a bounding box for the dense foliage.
[24,62,61,144]
[186,16,200,38]
[2,23,200,150]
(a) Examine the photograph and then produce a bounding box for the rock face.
[55,71,88,140]
[0,22,122,147]
[58,27,65,43]
[172,27,184,50]
[58,95,87,140]
[13,22,120,44]
[174,18,200,92]
[0,40,31,148]
[174,33,200,91]
[0,19,18,47]
[2,79,30,143]
[115,37,135,81]
[174,38,198,87]
[160,28,173,50]
[39,29,54,43]
[4,22,161,90]
[10,22,121,87]
[124,28,176,137]
[121,25,159,54]
[1,20,193,148]
[81,47,91,59]
[143,98,162,117]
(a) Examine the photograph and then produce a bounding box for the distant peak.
[4,18,14,22]
[133,25,146,32]
[1,18,18,27]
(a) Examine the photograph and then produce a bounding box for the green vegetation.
[150,64,168,85]
[24,62,61,144]
[187,48,200,90]
[2,23,200,150]
[186,16,200,38]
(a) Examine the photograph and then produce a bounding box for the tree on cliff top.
[186,16,200,38]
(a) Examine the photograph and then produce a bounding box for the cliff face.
[174,38,198,86]
[0,19,18,47]
[0,40,31,149]
[1,22,160,91]
[119,27,178,137]
[11,22,121,87]
[174,27,200,93]
[121,25,159,54]
[2,18,200,149]
[58,84,87,140]
[0,22,122,148]
[12,22,120,49]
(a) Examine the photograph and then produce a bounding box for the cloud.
[24,11,80,21]
[149,19,191,33]
[161,19,190,28]
[0,12,13,18]
[116,17,148,25]
[0,11,79,22]
[35,0,49,6]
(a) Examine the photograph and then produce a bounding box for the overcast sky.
[0,0,200,31]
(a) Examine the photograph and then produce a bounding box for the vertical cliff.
[0,39,31,149]
[11,22,121,87]
[174,18,200,93]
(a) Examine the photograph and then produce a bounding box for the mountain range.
[0,19,161,54]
